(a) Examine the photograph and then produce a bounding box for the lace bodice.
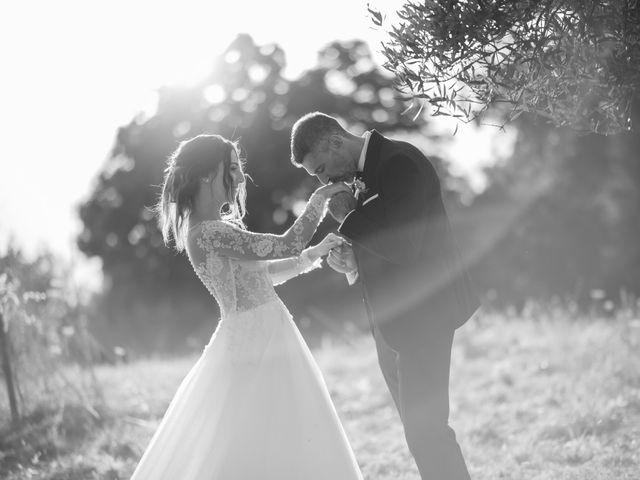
[186,193,326,317]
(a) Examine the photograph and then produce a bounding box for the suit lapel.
[357,130,384,207]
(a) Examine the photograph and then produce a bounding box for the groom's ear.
[328,134,343,150]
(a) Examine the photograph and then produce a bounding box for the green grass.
[1,311,639,479]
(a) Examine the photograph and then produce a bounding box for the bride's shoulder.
[199,219,248,235]
[188,219,250,248]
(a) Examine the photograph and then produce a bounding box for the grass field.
[1,310,639,479]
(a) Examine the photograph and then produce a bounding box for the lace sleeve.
[267,250,322,286]
[197,193,326,261]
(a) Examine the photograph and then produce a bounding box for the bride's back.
[186,220,278,318]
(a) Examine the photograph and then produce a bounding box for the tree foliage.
[370,0,640,134]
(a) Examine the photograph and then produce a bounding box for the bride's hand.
[315,182,352,200]
[305,233,345,261]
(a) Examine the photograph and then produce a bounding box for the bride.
[129,134,363,479]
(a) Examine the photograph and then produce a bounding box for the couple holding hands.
[130,112,479,480]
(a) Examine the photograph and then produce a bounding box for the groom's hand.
[327,241,357,275]
[327,191,356,223]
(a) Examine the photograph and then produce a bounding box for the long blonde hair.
[156,134,247,251]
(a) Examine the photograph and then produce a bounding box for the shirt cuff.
[300,249,323,272]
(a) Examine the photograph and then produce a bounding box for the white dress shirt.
[357,130,371,173]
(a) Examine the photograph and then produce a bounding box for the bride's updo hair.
[157,134,247,251]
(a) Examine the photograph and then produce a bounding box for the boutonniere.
[353,177,368,197]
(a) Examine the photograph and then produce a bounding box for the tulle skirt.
[130,299,363,480]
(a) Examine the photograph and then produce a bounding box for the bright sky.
[0,0,514,275]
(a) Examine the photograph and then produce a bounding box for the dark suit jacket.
[338,131,479,347]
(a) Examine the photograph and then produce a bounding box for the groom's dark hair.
[290,112,349,166]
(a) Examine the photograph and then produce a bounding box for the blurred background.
[1,0,639,357]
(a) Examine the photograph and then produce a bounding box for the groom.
[290,112,480,480]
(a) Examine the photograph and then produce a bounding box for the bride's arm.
[266,233,344,285]
[266,252,321,286]
[196,184,350,261]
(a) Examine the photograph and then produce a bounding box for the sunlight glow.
[204,84,226,104]
[0,0,471,271]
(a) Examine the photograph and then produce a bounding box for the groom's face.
[301,136,356,185]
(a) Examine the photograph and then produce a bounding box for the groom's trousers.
[373,319,470,480]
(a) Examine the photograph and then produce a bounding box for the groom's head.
[290,112,361,185]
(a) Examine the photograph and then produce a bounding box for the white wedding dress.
[130,193,363,480]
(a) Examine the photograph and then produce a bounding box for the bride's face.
[211,150,245,204]
[227,150,245,200]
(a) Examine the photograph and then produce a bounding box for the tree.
[369,0,640,135]
[460,115,640,308]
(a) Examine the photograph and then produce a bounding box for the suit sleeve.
[338,154,437,265]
